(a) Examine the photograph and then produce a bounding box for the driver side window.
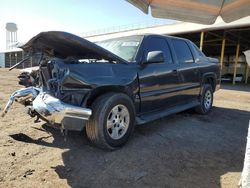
[145,37,173,64]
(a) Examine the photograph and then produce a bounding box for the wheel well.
[204,77,215,92]
[86,86,133,108]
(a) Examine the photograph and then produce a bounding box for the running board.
[136,100,200,125]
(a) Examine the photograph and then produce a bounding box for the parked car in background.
[2,31,220,149]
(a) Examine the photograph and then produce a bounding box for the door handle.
[173,69,178,75]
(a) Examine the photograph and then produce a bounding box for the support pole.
[220,36,226,70]
[233,42,240,85]
[15,53,17,68]
[200,31,204,51]
[6,30,8,49]
[9,53,11,68]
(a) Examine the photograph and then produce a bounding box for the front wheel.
[195,84,213,114]
[85,93,135,150]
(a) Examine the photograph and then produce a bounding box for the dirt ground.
[0,68,250,188]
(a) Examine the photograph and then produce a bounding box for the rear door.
[171,39,201,102]
[138,36,180,113]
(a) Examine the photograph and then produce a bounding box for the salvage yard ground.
[0,68,250,188]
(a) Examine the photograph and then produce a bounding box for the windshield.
[96,36,143,62]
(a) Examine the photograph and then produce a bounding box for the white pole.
[6,30,8,50]
[240,120,250,188]
[10,32,13,49]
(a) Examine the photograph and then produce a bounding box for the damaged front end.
[2,86,92,131]
[2,56,93,131]
[2,31,127,131]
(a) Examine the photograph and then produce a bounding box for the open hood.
[21,31,127,63]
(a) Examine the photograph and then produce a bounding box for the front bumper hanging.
[2,87,92,130]
[32,92,92,124]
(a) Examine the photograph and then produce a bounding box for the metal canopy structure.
[177,27,250,55]
[175,27,250,84]
[126,0,250,24]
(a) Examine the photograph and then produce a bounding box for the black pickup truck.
[2,31,220,149]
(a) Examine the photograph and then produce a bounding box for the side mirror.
[143,51,165,64]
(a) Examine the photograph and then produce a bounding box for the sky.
[0,0,174,51]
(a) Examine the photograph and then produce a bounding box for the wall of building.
[5,51,24,68]
[0,53,5,68]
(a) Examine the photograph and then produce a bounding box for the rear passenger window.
[172,39,194,63]
[193,43,206,57]
[145,37,173,64]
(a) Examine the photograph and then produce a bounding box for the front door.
[138,36,180,114]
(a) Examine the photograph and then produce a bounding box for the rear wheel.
[85,93,135,150]
[195,84,213,114]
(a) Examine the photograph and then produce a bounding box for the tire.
[85,92,136,150]
[195,84,213,114]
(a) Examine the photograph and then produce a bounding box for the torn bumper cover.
[2,87,92,131]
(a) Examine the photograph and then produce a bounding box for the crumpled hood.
[20,31,127,63]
